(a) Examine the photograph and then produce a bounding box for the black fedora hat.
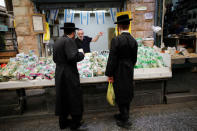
[60,22,79,30]
[114,14,133,24]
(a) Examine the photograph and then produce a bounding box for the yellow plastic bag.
[106,82,115,106]
[43,22,50,41]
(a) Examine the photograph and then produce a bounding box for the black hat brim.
[114,18,133,24]
[60,27,79,30]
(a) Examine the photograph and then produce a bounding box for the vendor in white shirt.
[75,29,103,53]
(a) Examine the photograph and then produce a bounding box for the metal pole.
[158,0,163,47]
[154,0,158,46]
[161,0,166,48]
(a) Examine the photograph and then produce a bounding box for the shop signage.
[145,12,153,20]
[135,6,147,11]
[32,14,46,34]
[0,25,8,32]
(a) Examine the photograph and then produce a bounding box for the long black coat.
[53,35,84,116]
[105,32,138,105]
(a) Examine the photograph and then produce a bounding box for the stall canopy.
[32,0,125,9]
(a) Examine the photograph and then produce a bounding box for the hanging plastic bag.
[43,22,50,42]
[106,82,115,106]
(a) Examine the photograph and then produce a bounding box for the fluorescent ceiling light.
[74,10,108,13]
[0,0,5,7]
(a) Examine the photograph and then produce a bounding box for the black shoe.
[59,119,71,130]
[116,120,132,129]
[70,124,88,131]
[114,114,121,121]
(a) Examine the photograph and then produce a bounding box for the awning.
[32,0,122,3]
[32,0,125,9]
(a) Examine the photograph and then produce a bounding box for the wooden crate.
[0,51,17,64]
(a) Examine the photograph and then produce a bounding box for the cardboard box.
[143,40,154,47]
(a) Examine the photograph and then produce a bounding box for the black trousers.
[118,103,130,122]
[59,115,70,129]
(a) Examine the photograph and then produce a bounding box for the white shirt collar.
[121,30,130,34]
[67,35,72,39]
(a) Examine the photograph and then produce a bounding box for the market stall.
[0,0,176,115]
[0,41,172,114]
[163,33,197,69]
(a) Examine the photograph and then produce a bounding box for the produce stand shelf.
[172,57,197,69]
[0,68,172,90]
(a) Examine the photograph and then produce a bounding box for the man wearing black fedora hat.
[105,14,138,129]
[53,22,86,130]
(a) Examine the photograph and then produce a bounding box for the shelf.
[0,51,17,56]
[5,44,15,46]
[172,63,197,69]
[4,38,17,40]
[0,69,172,90]
[0,58,9,63]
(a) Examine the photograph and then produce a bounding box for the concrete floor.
[0,101,197,131]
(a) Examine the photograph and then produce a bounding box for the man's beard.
[78,37,83,41]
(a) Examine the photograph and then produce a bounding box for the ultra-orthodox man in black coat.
[105,32,138,106]
[53,35,84,119]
